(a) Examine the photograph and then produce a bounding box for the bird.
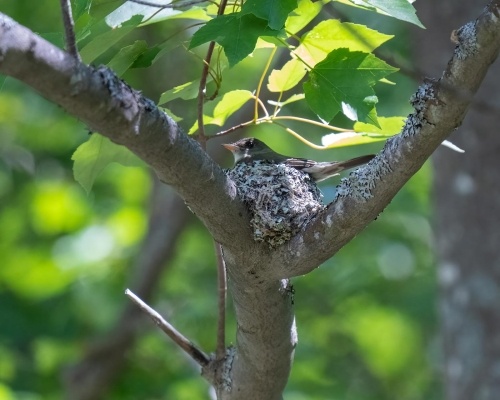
[222,137,375,182]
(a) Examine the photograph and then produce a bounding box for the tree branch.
[64,183,191,400]
[2,3,500,398]
[125,289,211,367]
[214,241,227,361]
[267,1,500,279]
[60,0,80,62]
[0,12,251,251]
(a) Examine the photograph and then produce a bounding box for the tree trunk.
[415,3,500,399]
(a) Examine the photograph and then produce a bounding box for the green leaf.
[74,0,91,20]
[79,15,143,63]
[207,90,254,126]
[267,58,307,92]
[187,90,254,134]
[268,93,305,107]
[354,116,405,135]
[72,135,143,193]
[189,13,282,67]
[321,116,405,148]
[159,80,201,104]
[348,0,424,28]
[107,40,148,76]
[241,0,298,30]
[303,48,398,124]
[295,20,393,66]
[164,8,211,22]
[322,131,385,148]
[74,12,92,43]
[105,2,209,28]
[130,45,163,69]
[285,0,323,35]
[160,108,183,122]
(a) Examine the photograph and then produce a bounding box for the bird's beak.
[222,143,239,153]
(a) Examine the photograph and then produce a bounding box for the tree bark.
[415,2,500,399]
[2,2,500,397]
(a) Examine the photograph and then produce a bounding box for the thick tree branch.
[0,11,287,399]
[0,12,251,251]
[2,3,500,399]
[267,1,500,279]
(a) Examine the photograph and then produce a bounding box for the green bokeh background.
[0,2,440,399]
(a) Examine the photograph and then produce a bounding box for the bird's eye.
[247,139,254,148]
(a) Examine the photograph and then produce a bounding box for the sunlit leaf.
[285,0,323,35]
[188,90,254,134]
[322,131,386,148]
[105,1,209,27]
[160,107,183,122]
[295,20,393,66]
[341,0,424,28]
[268,93,305,107]
[303,48,398,124]
[354,116,405,135]
[72,134,143,193]
[211,90,253,123]
[267,58,307,92]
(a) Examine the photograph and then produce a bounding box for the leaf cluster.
[68,0,422,191]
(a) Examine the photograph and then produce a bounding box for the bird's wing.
[282,157,316,170]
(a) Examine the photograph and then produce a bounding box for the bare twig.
[196,0,229,148]
[214,120,254,138]
[60,0,80,62]
[196,41,216,149]
[64,183,191,400]
[129,0,211,8]
[125,289,210,367]
[214,241,227,360]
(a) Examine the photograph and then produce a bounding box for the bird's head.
[222,137,274,164]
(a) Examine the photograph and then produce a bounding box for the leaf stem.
[271,115,351,132]
[254,46,277,121]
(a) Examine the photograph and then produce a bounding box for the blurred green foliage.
[0,1,440,399]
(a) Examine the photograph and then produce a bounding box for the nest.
[227,161,324,247]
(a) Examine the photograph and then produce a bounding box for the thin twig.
[60,0,81,62]
[254,46,277,120]
[129,0,211,8]
[214,241,227,360]
[196,41,216,149]
[125,289,210,367]
[213,120,254,138]
[196,0,229,148]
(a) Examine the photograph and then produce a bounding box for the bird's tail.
[335,154,375,172]
[307,154,375,182]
